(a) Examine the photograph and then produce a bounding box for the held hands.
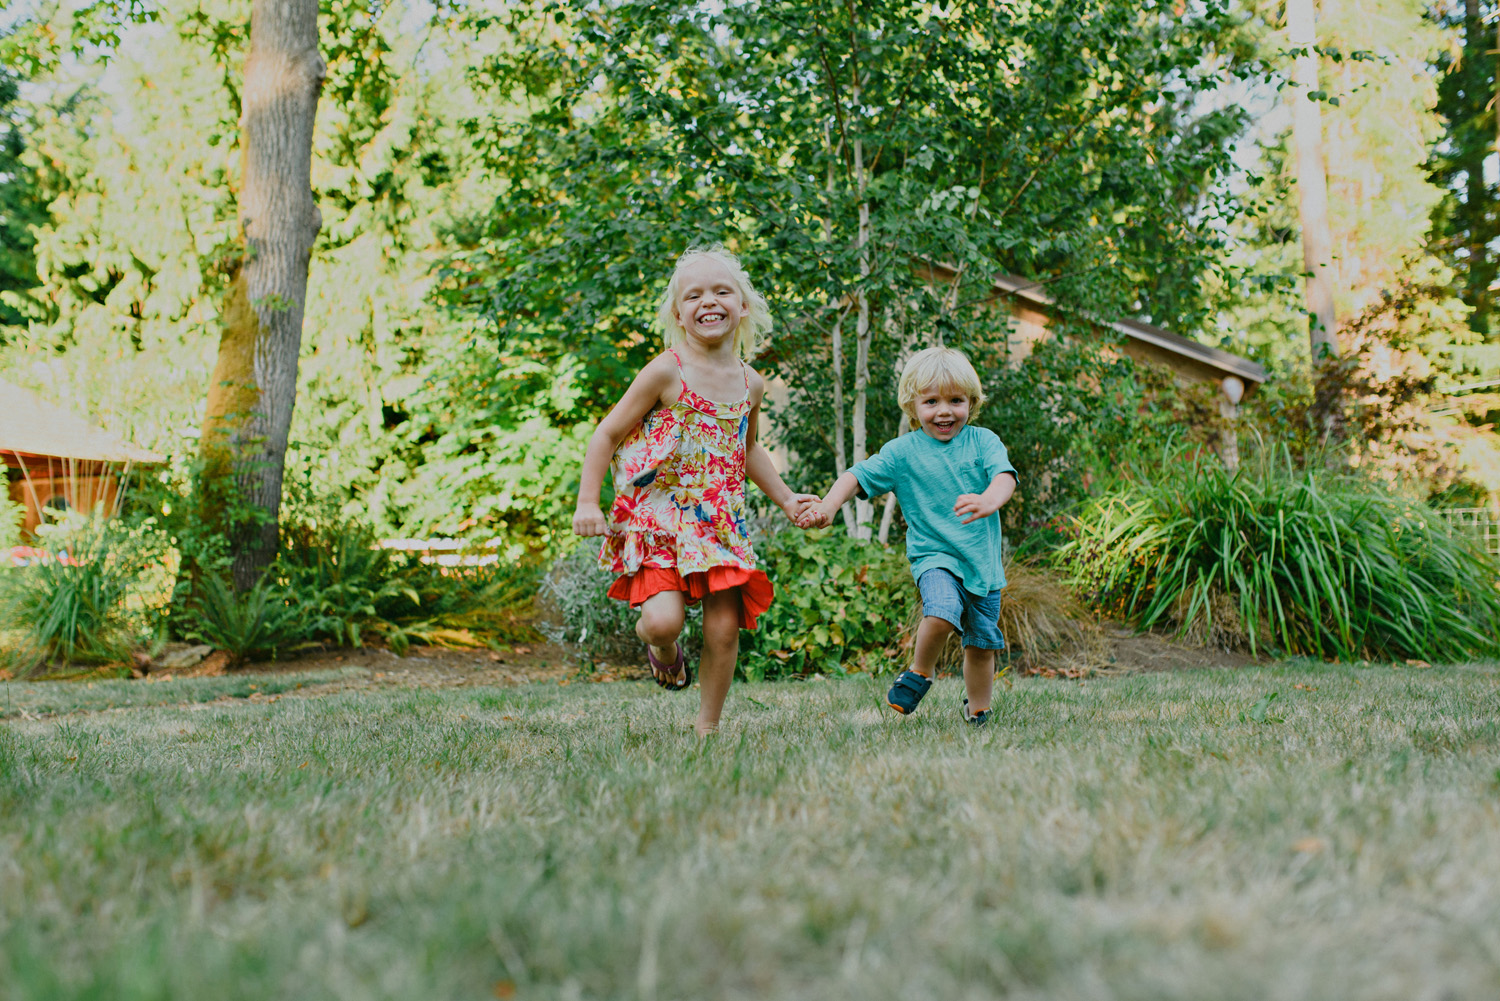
[779,493,822,526]
[954,493,1001,525]
[795,499,836,529]
[573,503,609,537]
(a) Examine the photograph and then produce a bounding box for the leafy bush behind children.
[541,531,910,680]
[1059,445,1500,661]
[739,529,912,680]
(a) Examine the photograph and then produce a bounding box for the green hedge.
[741,529,914,680]
[1060,449,1500,662]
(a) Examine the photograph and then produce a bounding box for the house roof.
[990,274,1269,386]
[0,379,166,465]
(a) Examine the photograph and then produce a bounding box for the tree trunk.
[851,84,873,539]
[826,145,856,533]
[200,0,325,591]
[1286,0,1338,362]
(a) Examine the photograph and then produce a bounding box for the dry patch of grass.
[3,661,1500,1000]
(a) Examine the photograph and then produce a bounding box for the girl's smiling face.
[913,384,971,442]
[673,258,749,348]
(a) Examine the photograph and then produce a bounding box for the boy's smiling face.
[913,384,970,442]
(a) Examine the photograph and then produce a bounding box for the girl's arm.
[745,370,819,521]
[797,472,861,528]
[573,357,678,537]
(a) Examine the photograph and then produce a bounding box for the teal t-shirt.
[851,424,1017,595]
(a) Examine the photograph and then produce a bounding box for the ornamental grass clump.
[0,515,172,674]
[1061,447,1500,662]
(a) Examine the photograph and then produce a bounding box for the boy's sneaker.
[886,670,933,715]
[961,698,991,728]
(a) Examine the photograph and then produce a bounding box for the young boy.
[798,347,1017,726]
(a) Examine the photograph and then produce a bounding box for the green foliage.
[1060,445,1500,662]
[455,0,1251,493]
[181,572,317,664]
[540,530,911,679]
[537,544,673,667]
[1429,0,1500,341]
[0,495,22,550]
[980,335,1151,542]
[379,349,593,549]
[741,530,912,681]
[0,516,171,671]
[1,1,543,545]
[273,515,539,654]
[0,60,46,332]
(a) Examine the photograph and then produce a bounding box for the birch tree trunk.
[850,82,874,540]
[200,0,325,590]
[825,144,856,533]
[1286,0,1338,361]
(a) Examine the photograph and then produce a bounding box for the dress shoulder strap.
[666,349,687,401]
[739,360,750,392]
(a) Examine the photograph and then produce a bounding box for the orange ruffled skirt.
[607,565,774,630]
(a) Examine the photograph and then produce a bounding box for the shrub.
[0,495,21,550]
[182,571,319,664]
[542,528,1112,681]
[740,529,912,680]
[0,515,172,673]
[1059,446,1500,661]
[273,516,539,654]
[537,543,693,667]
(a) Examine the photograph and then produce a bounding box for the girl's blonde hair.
[897,347,987,430]
[654,244,772,360]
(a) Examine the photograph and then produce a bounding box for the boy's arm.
[574,358,676,536]
[953,472,1018,525]
[798,471,862,528]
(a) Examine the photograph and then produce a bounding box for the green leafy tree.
[453,0,1249,537]
[1430,0,1500,342]
[0,60,46,333]
[0,2,535,543]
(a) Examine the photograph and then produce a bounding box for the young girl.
[573,245,816,735]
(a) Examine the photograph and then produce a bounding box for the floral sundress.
[599,350,774,629]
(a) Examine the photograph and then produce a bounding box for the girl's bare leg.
[636,590,687,683]
[913,616,956,678]
[696,587,742,736]
[962,645,996,713]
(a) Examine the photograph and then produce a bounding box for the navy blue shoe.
[886,670,933,715]
[960,698,991,728]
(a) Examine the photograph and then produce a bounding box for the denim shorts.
[917,568,1005,650]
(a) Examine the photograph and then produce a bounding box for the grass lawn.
[3,662,1499,1000]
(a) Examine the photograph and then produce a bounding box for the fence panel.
[1436,508,1500,559]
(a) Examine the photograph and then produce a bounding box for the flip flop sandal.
[646,642,691,691]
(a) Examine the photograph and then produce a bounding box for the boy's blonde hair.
[897,347,987,430]
[654,244,772,360]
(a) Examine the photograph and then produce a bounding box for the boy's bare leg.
[913,616,956,678]
[636,590,687,681]
[696,588,742,736]
[962,645,996,713]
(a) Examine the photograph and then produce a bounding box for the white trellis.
[1437,508,1500,559]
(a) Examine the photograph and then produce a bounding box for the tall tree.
[1430,0,1500,342]
[458,0,1247,535]
[1286,0,1339,362]
[0,61,45,334]
[199,0,325,588]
